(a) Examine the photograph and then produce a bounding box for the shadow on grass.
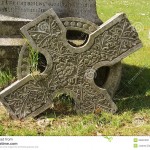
[114,63,150,113]
[39,63,150,118]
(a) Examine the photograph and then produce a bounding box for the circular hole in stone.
[53,94,75,114]
[94,66,110,87]
[66,30,89,47]
[37,53,47,73]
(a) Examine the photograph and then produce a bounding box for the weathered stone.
[0,46,21,73]
[0,0,122,118]
[0,75,53,119]
[0,38,24,46]
[0,0,102,25]
[37,118,52,128]
[0,16,29,73]
[17,17,122,97]
[0,9,142,119]
[0,17,30,37]
[0,37,25,73]
[0,0,121,94]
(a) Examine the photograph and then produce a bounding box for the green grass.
[29,46,39,73]
[0,70,14,90]
[0,0,150,136]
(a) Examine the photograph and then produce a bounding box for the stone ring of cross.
[0,9,142,119]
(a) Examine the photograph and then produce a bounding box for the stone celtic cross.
[0,8,142,119]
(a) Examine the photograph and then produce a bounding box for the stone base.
[0,46,21,74]
[0,15,30,38]
[0,16,30,74]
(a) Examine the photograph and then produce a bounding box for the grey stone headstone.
[0,0,102,25]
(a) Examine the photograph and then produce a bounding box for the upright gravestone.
[0,0,102,25]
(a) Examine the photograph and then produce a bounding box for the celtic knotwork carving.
[91,18,141,62]
[0,75,53,119]
[28,16,62,50]
[17,18,122,98]
[0,9,142,119]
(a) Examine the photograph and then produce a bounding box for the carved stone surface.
[17,18,122,97]
[0,0,121,98]
[0,0,102,25]
[0,75,53,119]
[0,9,142,119]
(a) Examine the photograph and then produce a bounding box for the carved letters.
[0,0,102,25]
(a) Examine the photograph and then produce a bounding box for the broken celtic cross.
[0,9,142,119]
